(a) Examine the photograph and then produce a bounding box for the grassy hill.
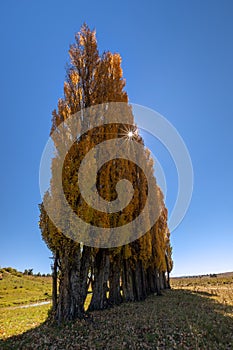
[0,270,233,349]
[0,268,52,307]
[0,268,52,340]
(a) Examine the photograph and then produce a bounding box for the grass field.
[0,269,52,307]
[0,304,51,339]
[0,271,233,349]
[0,269,52,340]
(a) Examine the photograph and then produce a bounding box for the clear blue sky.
[0,0,233,276]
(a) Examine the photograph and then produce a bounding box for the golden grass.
[0,271,52,307]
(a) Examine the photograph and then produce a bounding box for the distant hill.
[0,267,52,307]
[171,271,233,279]
[216,271,233,278]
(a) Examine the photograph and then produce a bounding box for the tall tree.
[39,24,172,322]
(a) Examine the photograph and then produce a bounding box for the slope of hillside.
[0,269,52,307]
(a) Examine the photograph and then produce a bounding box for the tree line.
[0,267,51,277]
[39,24,173,323]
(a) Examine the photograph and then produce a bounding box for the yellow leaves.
[70,70,80,86]
[77,87,82,101]
[63,81,70,97]
[77,24,97,47]
[79,33,85,46]
[39,24,173,307]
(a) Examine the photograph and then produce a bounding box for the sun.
[118,125,139,142]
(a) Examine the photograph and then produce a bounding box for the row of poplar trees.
[39,24,173,323]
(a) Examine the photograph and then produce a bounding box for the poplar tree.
[39,24,172,322]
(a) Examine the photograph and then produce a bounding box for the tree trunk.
[141,263,148,297]
[155,268,162,295]
[56,246,84,323]
[167,271,171,289]
[79,245,92,307]
[162,271,169,289]
[165,254,171,289]
[159,271,165,290]
[88,249,109,311]
[52,251,58,311]
[146,267,156,294]
[133,260,146,301]
[108,256,122,305]
[122,259,135,302]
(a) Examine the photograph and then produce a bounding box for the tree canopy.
[39,24,172,322]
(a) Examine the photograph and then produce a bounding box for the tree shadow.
[1,288,233,349]
[190,290,214,297]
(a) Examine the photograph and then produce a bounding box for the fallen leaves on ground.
[1,285,233,349]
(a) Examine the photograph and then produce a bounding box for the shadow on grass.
[190,290,214,297]
[1,288,233,349]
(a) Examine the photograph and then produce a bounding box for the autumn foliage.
[39,24,173,322]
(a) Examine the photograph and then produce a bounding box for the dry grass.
[171,275,233,310]
[0,270,52,307]
[1,275,233,349]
